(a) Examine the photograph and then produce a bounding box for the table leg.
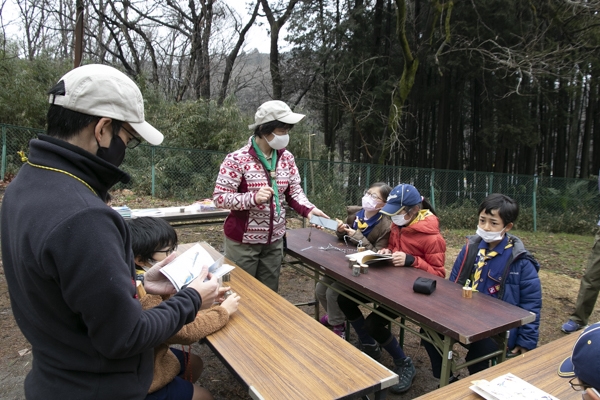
[439,334,454,387]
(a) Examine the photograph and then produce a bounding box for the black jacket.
[1,135,201,399]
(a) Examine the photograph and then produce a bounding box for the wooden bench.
[194,243,398,399]
[284,228,537,387]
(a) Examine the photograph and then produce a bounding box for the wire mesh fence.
[2,124,598,234]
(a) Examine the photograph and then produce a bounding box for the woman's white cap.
[248,100,305,129]
[48,64,164,145]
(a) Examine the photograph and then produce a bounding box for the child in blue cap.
[559,322,600,399]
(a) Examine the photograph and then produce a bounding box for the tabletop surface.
[414,332,579,399]
[194,243,398,400]
[131,206,229,222]
[285,228,536,344]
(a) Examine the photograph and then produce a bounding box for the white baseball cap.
[49,64,164,145]
[248,100,305,129]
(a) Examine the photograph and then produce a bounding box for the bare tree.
[217,0,260,105]
[260,0,300,99]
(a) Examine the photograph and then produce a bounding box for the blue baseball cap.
[380,184,422,216]
[558,322,600,389]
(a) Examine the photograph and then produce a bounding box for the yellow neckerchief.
[18,151,97,196]
[408,209,433,226]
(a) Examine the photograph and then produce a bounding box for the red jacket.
[386,212,446,278]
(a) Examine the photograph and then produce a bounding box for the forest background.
[1,0,600,181]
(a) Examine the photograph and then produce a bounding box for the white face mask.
[361,195,380,211]
[476,226,506,243]
[266,133,290,150]
[392,213,410,226]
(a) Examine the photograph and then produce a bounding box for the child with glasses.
[128,217,241,400]
[338,183,446,395]
[559,322,600,400]
[315,182,392,339]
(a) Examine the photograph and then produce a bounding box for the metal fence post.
[1,125,6,181]
[489,172,494,195]
[303,162,308,194]
[151,147,156,198]
[533,175,538,232]
[366,164,371,189]
[430,169,436,210]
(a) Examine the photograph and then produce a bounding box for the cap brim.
[380,203,403,216]
[129,121,164,146]
[558,356,576,378]
[278,112,305,125]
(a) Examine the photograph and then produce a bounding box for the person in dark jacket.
[1,64,221,400]
[423,193,542,381]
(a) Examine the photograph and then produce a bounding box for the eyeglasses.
[122,126,142,149]
[273,128,290,135]
[153,246,177,257]
[364,191,383,201]
[571,377,591,391]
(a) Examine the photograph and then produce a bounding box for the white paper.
[469,373,558,400]
[160,244,214,291]
[345,249,392,265]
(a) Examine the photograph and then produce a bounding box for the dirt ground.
[0,192,597,399]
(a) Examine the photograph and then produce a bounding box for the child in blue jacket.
[423,193,542,380]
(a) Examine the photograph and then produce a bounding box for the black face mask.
[96,133,126,167]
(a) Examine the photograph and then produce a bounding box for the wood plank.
[415,333,579,399]
[285,228,535,344]
[188,243,398,400]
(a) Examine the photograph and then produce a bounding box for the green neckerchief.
[251,137,280,216]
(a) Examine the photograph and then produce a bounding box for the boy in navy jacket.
[424,194,542,380]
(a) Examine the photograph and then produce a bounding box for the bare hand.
[510,346,528,356]
[343,226,356,236]
[188,271,220,310]
[220,292,241,315]
[336,219,346,233]
[144,253,178,295]
[308,207,329,220]
[378,248,392,255]
[391,251,407,267]
[255,186,274,205]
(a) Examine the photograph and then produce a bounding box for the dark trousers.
[421,331,498,378]
[337,290,398,344]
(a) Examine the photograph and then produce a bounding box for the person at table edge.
[558,322,600,400]
[213,100,328,292]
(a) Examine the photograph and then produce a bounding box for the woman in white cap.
[213,100,328,291]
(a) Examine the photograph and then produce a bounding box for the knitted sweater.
[140,294,230,393]
[213,137,315,244]
[336,206,391,251]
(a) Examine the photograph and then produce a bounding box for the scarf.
[251,137,280,216]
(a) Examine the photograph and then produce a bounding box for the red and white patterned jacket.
[213,137,315,244]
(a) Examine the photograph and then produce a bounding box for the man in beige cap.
[1,64,221,400]
[214,100,329,291]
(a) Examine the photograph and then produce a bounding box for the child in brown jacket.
[129,217,240,400]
